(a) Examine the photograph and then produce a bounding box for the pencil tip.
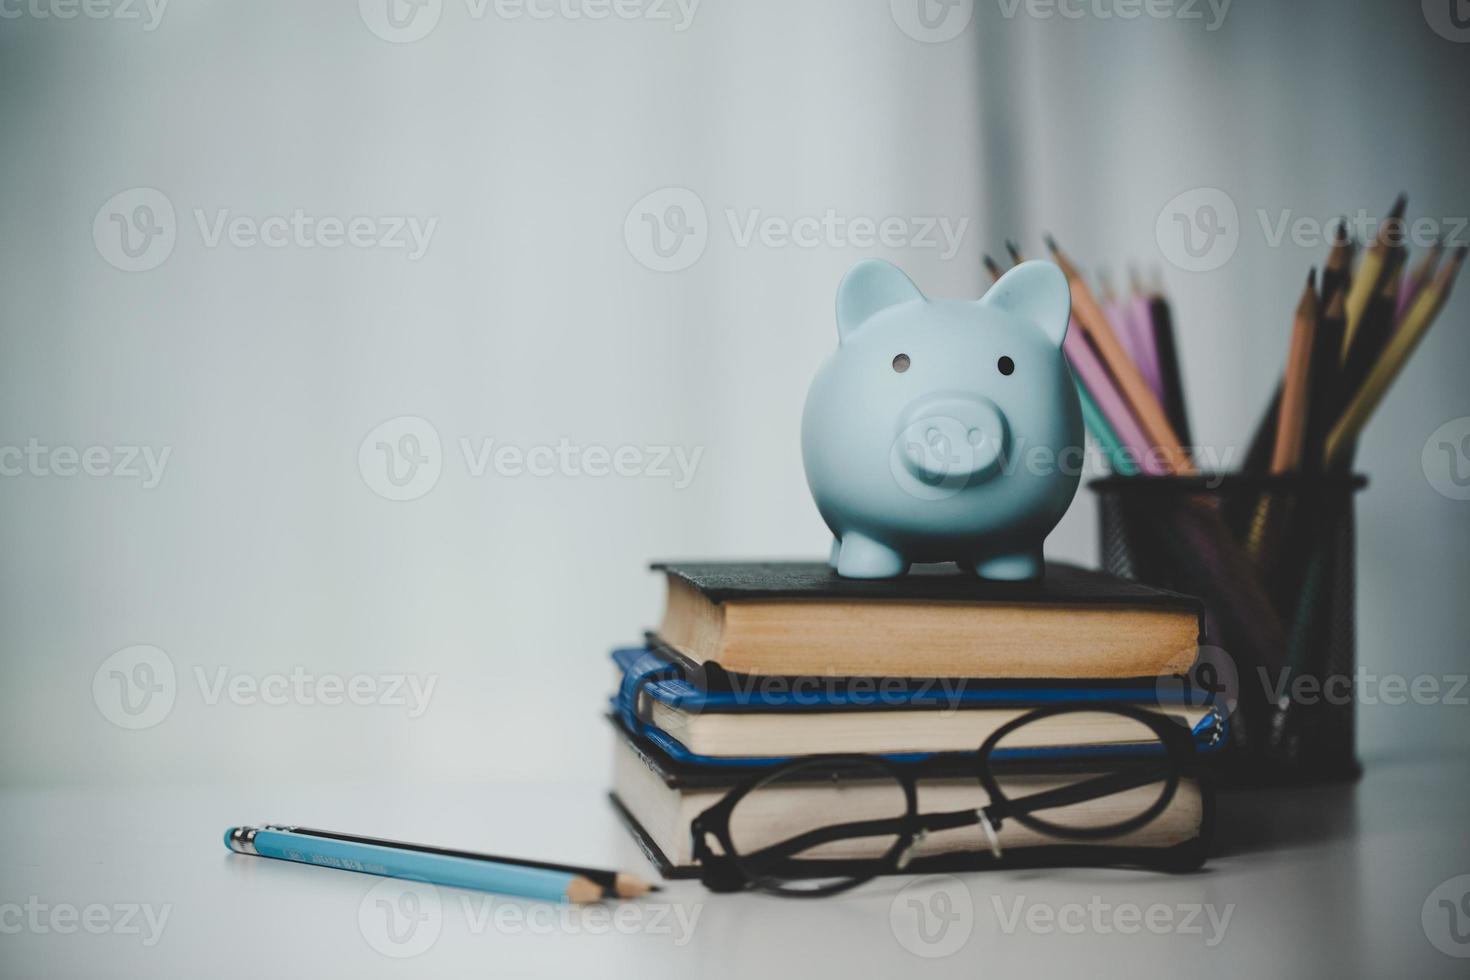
[1389,193,1408,219]
[1043,233,1059,253]
[983,254,1001,274]
[1300,269,1318,315]
[567,876,604,905]
[1325,288,1346,317]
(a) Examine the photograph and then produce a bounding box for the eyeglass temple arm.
[984,762,1175,822]
[737,815,913,866]
[904,764,1174,836]
[738,763,1174,867]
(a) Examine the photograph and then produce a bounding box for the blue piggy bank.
[801,258,1083,580]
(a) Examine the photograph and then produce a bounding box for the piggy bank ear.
[980,260,1071,348]
[835,259,925,343]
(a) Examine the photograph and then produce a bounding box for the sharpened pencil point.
[1446,245,1468,281]
[983,254,1002,277]
[1297,268,1319,319]
[1005,239,1023,263]
[1388,192,1408,220]
[1043,233,1059,253]
[1325,289,1346,318]
[567,876,604,905]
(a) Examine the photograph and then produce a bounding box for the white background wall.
[2,0,1467,788]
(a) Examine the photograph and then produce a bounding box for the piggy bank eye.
[892,354,911,373]
[997,356,1015,376]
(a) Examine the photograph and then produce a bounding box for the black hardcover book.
[650,560,1204,682]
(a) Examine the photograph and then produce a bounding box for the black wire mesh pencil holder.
[1091,473,1368,785]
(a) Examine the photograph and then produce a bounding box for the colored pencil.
[1127,292,1165,401]
[995,248,1161,476]
[1047,236,1194,474]
[225,826,606,904]
[1105,293,1143,373]
[1397,241,1445,322]
[273,826,658,899]
[999,249,1170,478]
[1247,272,1319,559]
[997,249,1160,478]
[1148,288,1193,447]
[1325,246,1466,467]
[1054,242,1294,681]
[1341,194,1406,360]
[1241,385,1282,476]
[1340,248,1406,405]
[1065,327,1171,476]
[1074,379,1139,477]
[1020,198,1455,760]
[1303,288,1347,468]
[1102,270,1160,400]
[1243,229,1352,477]
[1271,270,1321,473]
[1318,220,1356,309]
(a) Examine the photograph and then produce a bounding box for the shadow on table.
[1210,779,1360,857]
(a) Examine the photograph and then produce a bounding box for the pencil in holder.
[1091,473,1367,784]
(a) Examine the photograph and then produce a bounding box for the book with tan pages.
[652,561,1202,681]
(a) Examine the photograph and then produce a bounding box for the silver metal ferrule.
[227,826,261,856]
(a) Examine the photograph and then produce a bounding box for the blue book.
[611,646,1227,768]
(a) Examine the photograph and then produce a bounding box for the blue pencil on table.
[224,826,654,903]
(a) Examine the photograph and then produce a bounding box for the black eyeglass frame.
[688,702,1203,897]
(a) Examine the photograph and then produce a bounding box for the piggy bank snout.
[896,394,1008,487]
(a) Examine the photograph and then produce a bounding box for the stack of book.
[608,561,1223,878]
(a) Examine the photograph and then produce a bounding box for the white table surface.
[3,751,1469,978]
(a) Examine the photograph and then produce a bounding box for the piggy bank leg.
[828,538,841,569]
[835,533,909,579]
[971,550,1043,581]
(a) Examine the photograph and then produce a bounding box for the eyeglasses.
[689,703,1206,897]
